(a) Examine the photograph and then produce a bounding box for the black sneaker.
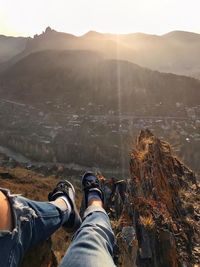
[81,171,104,209]
[48,180,82,233]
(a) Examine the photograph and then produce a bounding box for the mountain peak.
[162,30,200,41]
[45,26,54,34]
[83,31,104,38]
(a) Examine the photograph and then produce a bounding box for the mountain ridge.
[1,27,200,78]
[1,49,199,112]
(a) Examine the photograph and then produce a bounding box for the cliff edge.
[111,129,200,267]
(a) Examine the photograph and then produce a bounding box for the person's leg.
[0,189,62,267]
[0,181,81,267]
[59,172,116,267]
[0,191,13,231]
[60,204,116,267]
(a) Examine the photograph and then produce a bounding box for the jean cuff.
[83,205,107,219]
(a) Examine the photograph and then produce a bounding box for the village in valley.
[0,97,199,177]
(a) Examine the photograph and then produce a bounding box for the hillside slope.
[1,28,200,78]
[1,49,200,114]
[0,35,28,63]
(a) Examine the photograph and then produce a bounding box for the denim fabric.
[59,205,117,267]
[0,188,64,267]
[0,188,116,267]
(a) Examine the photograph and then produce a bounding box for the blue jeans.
[60,206,116,267]
[0,188,116,267]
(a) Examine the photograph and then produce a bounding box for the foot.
[48,180,82,233]
[81,171,104,209]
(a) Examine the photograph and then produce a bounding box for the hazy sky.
[0,0,200,37]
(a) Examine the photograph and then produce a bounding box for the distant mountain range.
[0,27,200,79]
[0,50,199,116]
[0,29,200,173]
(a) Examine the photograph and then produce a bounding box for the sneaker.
[48,180,82,233]
[81,171,104,209]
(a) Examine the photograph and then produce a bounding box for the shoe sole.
[61,180,82,233]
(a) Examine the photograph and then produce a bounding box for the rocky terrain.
[112,130,200,267]
[0,130,199,267]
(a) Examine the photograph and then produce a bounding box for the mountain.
[0,35,28,63]
[25,27,77,52]
[1,49,200,113]
[1,28,200,78]
[0,49,199,174]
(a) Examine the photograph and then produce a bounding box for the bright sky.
[0,0,200,37]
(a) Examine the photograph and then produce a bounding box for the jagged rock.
[117,226,138,267]
[108,129,200,267]
[45,27,53,33]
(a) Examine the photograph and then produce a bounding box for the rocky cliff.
[110,130,200,267]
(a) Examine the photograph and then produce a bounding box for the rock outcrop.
[110,130,200,267]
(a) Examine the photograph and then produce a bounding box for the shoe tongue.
[87,175,96,181]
